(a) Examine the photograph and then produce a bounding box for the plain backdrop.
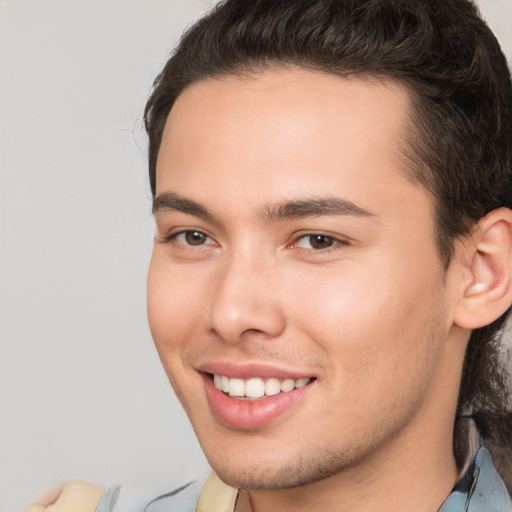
[1,1,511,510]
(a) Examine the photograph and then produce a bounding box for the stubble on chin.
[210,441,377,491]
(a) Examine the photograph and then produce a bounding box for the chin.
[205,446,358,491]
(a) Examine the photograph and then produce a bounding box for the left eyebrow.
[261,197,377,222]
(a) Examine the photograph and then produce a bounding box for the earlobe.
[454,208,512,330]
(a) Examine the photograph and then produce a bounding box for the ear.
[453,208,512,330]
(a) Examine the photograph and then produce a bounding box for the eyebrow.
[261,197,376,221]
[152,192,213,218]
[152,192,376,222]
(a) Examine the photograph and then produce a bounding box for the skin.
[147,69,472,512]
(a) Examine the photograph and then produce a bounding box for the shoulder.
[96,470,209,512]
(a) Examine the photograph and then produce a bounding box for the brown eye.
[184,231,208,245]
[308,234,335,249]
[295,234,337,250]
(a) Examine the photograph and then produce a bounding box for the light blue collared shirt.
[439,446,511,512]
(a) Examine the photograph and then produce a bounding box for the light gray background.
[1,1,511,511]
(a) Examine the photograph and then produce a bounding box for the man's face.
[148,69,463,489]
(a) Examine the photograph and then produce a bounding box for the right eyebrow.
[152,192,213,219]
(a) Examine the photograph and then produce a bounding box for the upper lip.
[197,361,315,380]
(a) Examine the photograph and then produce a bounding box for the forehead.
[161,69,411,161]
[155,68,432,224]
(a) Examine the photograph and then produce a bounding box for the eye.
[172,230,212,246]
[295,234,338,250]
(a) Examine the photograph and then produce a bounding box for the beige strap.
[26,480,105,512]
[196,471,239,512]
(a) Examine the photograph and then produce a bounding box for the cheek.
[147,254,210,410]
[147,253,207,353]
[288,259,446,393]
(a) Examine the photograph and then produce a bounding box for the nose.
[207,255,286,344]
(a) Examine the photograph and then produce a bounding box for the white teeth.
[264,378,281,396]
[221,375,230,393]
[213,374,313,398]
[228,378,245,397]
[245,378,265,398]
[295,378,310,388]
[280,378,295,393]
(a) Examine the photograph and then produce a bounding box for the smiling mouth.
[212,374,315,400]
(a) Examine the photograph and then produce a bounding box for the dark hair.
[144,0,512,486]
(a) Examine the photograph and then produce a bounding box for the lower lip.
[202,374,314,430]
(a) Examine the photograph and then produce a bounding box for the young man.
[27,0,512,511]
